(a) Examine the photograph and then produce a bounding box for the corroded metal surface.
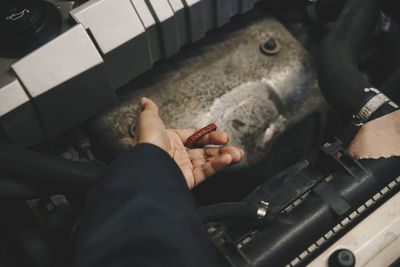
[89,11,325,166]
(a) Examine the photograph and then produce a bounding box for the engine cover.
[89,12,326,167]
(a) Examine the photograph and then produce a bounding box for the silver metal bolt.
[257,201,270,218]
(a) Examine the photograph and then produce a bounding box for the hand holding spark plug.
[132,97,243,189]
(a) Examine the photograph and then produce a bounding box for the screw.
[323,142,332,148]
[260,36,280,55]
[257,201,270,218]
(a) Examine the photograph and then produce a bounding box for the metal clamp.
[352,88,398,126]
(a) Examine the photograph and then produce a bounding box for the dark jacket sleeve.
[75,143,218,267]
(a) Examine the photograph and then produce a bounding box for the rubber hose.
[317,0,398,122]
[0,142,105,191]
[198,202,261,223]
[0,175,46,200]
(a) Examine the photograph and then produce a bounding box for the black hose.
[382,0,400,25]
[381,19,400,70]
[318,0,398,123]
[265,0,345,23]
[0,175,46,200]
[0,143,105,192]
[382,21,400,102]
[0,202,56,267]
[308,0,347,22]
[267,0,306,14]
[383,67,400,102]
[197,202,261,223]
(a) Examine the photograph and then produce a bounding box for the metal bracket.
[322,139,368,181]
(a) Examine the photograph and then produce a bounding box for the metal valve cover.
[89,12,326,167]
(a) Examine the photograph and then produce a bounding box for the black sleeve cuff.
[75,143,217,267]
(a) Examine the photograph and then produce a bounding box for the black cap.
[0,0,61,58]
[328,249,356,267]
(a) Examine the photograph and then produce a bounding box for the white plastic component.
[70,0,151,88]
[183,0,205,42]
[308,188,400,267]
[146,0,180,58]
[203,0,214,31]
[12,25,116,138]
[13,25,104,97]
[168,0,189,46]
[0,79,45,146]
[0,80,29,117]
[215,0,232,27]
[231,0,239,15]
[131,0,163,62]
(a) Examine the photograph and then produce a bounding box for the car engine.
[0,0,399,266]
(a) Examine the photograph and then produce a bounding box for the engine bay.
[1,0,400,266]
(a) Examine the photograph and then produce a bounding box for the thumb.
[133,98,169,152]
[140,97,159,113]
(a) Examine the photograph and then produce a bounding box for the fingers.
[188,146,243,165]
[140,97,159,113]
[192,154,235,185]
[186,146,243,187]
[174,128,230,146]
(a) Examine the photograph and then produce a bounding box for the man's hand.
[133,97,243,189]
